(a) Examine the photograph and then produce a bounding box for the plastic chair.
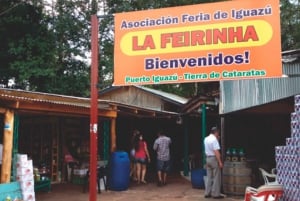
[259,168,278,185]
[83,166,108,193]
[244,184,283,201]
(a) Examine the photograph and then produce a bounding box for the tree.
[45,0,93,96]
[280,0,300,50]
[0,0,96,96]
[43,0,114,96]
[0,0,56,90]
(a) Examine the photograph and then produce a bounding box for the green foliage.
[48,0,92,96]
[280,0,300,50]
[0,0,56,90]
[0,0,91,96]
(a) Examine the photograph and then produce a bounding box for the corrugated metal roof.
[100,85,188,105]
[108,100,179,116]
[220,50,300,114]
[282,49,300,75]
[135,86,188,105]
[282,49,300,63]
[0,88,91,107]
[220,76,300,114]
[0,88,179,118]
[283,62,300,76]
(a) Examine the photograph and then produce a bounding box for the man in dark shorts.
[153,131,171,186]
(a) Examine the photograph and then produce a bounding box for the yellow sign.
[114,0,282,85]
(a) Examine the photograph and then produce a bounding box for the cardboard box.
[22,191,35,201]
[17,166,33,176]
[16,173,34,182]
[20,180,34,192]
[17,154,28,163]
[16,159,33,169]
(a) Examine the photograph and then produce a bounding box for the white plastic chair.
[259,168,278,185]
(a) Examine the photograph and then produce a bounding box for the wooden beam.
[0,100,19,109]
[1,109,14,183]
[15,102,117,118]
[110,118,116,152]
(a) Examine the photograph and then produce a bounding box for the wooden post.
[1,109,14,183]
[110,118,116,152]
[89,14,98,201]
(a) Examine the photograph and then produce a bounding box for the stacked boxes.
[16,154,35,201]
[275,95,300,201]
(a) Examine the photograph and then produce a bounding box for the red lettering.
[191,31,205,46]
[243,25,259,41]
[228,27,244,43]
[205,29,212,45]
[172,32,182,47]
[143,35,156,49]
[161,33,172,48]
[132,35,155,51]
[172,32,189,47]
[132,36,143,50]
[184,32,190,47]
[213,28,227,44]
[158,25,259,49]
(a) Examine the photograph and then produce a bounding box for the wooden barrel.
[223,161,252,195]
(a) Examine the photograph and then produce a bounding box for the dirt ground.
[35,172,244,201]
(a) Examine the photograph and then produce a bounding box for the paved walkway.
[35,173,244,201]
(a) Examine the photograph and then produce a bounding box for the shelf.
[51,131,59,182]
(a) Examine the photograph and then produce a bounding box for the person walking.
[153,130,171,186]
[204,127,225,199]
[134,133,150,184]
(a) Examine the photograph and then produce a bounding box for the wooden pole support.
[1,109,14,183]
[110,118,116,152]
